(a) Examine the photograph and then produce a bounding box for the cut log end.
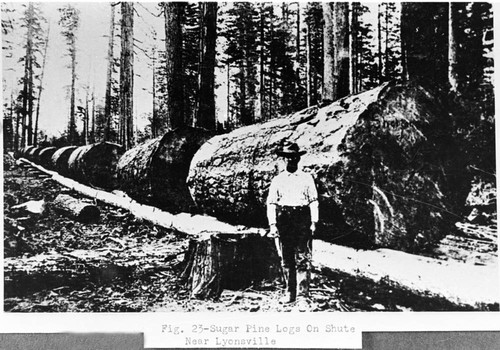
[52,194,100,223]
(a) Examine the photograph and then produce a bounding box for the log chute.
[67,142,124,190]
[187,82,466,252]
[117,127,213,213]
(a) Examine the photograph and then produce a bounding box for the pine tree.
[58,4,80,145]
[401,3,448,86]
[104,3,116,142]
[304,3,323,106]
[163,2,185,129]
[120,2,134,150]
[323,2,349,102]
[19,3,45,147]
[196,2,218,130]
[221,2,259,126]
[33,24,50,147]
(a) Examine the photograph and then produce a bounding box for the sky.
[2,2,165,138]
[2,2,382,139]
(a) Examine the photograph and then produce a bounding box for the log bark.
[188,82,467,252]
[182,232,282,299]
[23,146,40,161]
[51,193,100,223]
[14,145,34,159]
[117,127,213,213]
[67,142,124,190]
[51,146,77,176]
[38,146,57,169]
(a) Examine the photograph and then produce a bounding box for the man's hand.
[310,222,317,236]
[268,224,279,238]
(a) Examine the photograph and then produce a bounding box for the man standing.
[266,142,319,303]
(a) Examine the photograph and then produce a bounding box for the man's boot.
[280,267,296,303]
[297,268,311,298]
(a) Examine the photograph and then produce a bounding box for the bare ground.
[3,155,498,312]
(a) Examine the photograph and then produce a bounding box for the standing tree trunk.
[27,31,34,146]
[377,3,383,83]
[120,2,134,150]
[164,2,185,129]
[151,44,158,138]
[69,33,77,144]
[259,4,265,121]
[448,2,459,92]
[104,3,115,142]
[91,87,95,143]
[196,2,217,130]
[34,25,50,147]
[21,3,34,147]
[58,4,80,145]
[84,88,89,145]
[323,2,350,102]
[306,17,311,107]
[400,3,449,86]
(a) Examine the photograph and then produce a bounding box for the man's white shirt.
[266,169,319,225]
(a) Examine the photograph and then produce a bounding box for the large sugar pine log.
[117,127,213,213]
[14,146,33,159]
[38,147,57,169]
[23,146,39,161]
[188,82,467,253]
[182,232,282,299]
[67,142,124,190]
[51,194,100,223]
[51,146,77,176]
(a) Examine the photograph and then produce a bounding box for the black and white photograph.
[2,0,498,337]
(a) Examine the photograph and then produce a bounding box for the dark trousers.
[276,205,312,297]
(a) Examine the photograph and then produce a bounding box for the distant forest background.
[2,2,495,173]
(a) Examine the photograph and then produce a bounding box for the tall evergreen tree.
[120,2,134,150]
[104,3,116,142]
[401,3,448,86]
[19,3,45,147]
[58,4,80,145]
[351,2,380,93]
[222,2,259,126]
[196,2,218,130]
[163,2,185,129]
[304,3,323,106]
[323,2,349,102]
[33,24,50,146]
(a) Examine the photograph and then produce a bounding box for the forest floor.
[3,154,499,312]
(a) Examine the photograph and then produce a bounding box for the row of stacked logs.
[14,83,469,253]
[14,127,211,202]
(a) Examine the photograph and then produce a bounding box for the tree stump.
[182,232,283,299]
[52,194,100,223]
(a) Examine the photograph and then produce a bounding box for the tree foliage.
[58,4,80,145]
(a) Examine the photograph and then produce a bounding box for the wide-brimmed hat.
[276,142,306,157]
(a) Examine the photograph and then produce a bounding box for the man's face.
[285,155,300,173]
